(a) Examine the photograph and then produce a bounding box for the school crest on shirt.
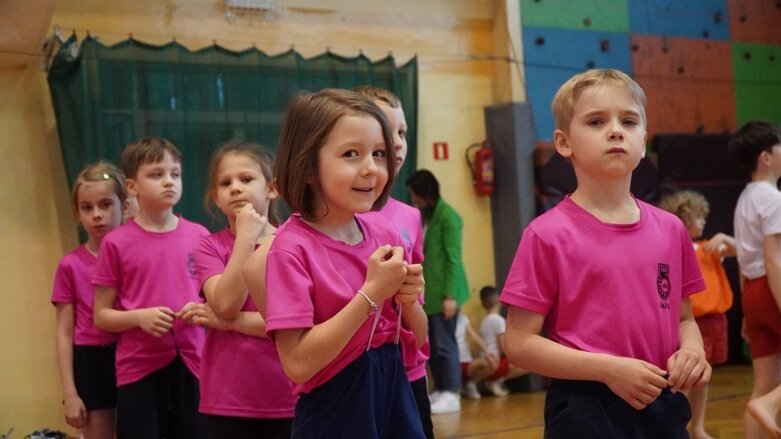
[656,263,671,300]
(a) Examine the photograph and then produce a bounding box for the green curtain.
[48,35,418,230]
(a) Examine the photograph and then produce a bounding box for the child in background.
[728,120,781,438]
[455,311,497,400]
[501,69,710,438]
[354,85,433,438]
[264,89,427,438]
[478,286,527,397]
[660,190,735,439]
[52,161,126,439]
[93,137,210,438]
[182,141,296,438]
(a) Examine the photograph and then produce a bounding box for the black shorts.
[116,356,207,439]
[204,414,293,439]
[73,344,117,411]
[544,379,691,439]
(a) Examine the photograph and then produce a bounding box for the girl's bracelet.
[356,290,378,314]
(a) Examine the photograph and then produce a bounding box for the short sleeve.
[264,248,316,336]
[51,259,75,305]
[92,238,121,288]
[193,236,225,290]
[499,226,558,315]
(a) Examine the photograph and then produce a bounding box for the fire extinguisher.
[466,140,494,196]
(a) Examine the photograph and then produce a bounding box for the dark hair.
[479,285,498,308]
[406,169,440,224]
[71,160,127,216]
[274,88,396,221]
[729,121,781,175]
[204,140,279,225]
[121,137,183,179]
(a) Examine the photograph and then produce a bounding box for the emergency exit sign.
[433,141,448,160]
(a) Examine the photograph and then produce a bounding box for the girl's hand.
[603,357,668,410]
[63,394,87,429]
[137,307,175,337]
[361,245,407,303]
[235,204,268,244]
[396,263,424,307]
[180,303,230,331]
[667,347,711,393]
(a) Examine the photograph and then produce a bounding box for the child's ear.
[553,129,572,158]
[125,178,138,196]
[267,180,279,200]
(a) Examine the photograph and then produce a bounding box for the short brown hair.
[552,68,647,131]
[121,137,183,179]
[353,85,401,109]
[71,160,127,216]
[274,88,396,221]
[659,190,709,228]
[204,140,279,225]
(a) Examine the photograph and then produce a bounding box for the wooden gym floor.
[432,364,754,438]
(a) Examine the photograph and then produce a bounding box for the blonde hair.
[552,68,647,131]
[658,190,709,228]
[71,161,127,216]
[353,86,401,109]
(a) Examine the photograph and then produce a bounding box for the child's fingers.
[405,263,423,276]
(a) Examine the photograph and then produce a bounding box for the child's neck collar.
[301,216,363,245]
[569,190,639,225]
[134,209,179,232]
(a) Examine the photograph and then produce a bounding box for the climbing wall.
[520,0,781,141]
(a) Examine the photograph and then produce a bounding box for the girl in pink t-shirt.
[52,161,126,438]
[265,89,428,438]
[182,141,296,438]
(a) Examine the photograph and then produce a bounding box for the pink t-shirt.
[51,245,118,346]
[92,218,210,386]
[193,228,296,418]
[265,215,404,394]
[500,196,705,369]
[361,197,429,381]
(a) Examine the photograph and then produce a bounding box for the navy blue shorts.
[73,344,116,411]
[116,356,207,439]
[544,379,691,439]
[292,344,426,439]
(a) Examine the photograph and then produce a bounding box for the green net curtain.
[48,35,418,230]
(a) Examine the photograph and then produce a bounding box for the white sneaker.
[463,381,481,400]
[430,391,461,414]
[485,379,509,397]
[429,390,442,404]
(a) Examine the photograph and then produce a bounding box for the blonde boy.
[500,69,711,437]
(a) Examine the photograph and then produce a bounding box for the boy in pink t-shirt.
[500,69,710,438]
[93,137,209,438]
[356,85,433,437]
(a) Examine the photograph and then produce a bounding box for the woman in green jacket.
[407,169,469,415]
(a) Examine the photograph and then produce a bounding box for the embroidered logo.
[657,263,671,300]
[188,253,197,279]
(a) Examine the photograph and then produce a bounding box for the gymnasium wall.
[520,0,781,141]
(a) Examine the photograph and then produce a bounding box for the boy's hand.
[137,306,175,337]
[395,263,424,307]
[666,347,711,393]
[180,303,229,331]
[603,357,668,410]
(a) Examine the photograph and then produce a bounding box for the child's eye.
[219,180,231,187]
[241,176,255,183]
[623,119,639,127]
[342,149,359,158]
[587,119,604,126]
[79,204,92,212]
[373,149,387,158]
[171,172,181,179]
[398,130,407,139]
[100,201,115,209]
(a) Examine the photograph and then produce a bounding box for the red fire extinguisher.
[466,140,494,196]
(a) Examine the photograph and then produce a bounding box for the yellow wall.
[0,0,522,433]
